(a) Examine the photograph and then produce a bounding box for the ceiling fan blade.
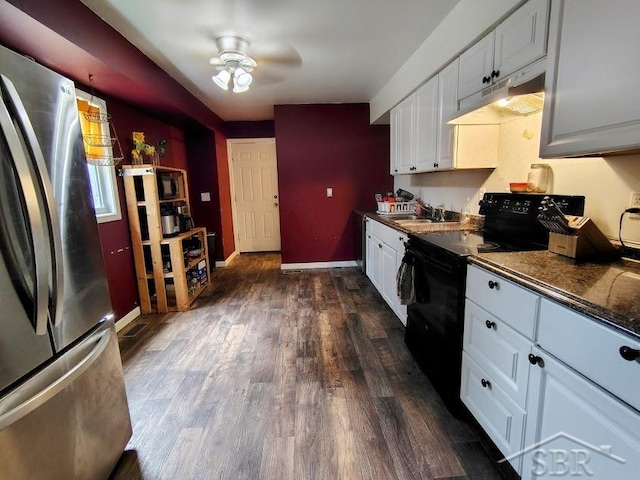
[209,56,225,67]
[250,43,302,68]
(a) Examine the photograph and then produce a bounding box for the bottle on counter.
[527,163,551,193]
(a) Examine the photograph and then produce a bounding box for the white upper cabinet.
[458,34,495,101]
[414,75,439,173]
[458,0,549,101]
[436,60,459,170]
[390,95,415,175]
[540,0,640,157]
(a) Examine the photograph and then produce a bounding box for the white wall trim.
[281,260,358,270]
[115,307,141,333]
[215,249,239,267]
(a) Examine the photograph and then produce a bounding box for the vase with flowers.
[131,131,158,165]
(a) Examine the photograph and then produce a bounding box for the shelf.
[123,166,208,314]
[185,253,206,270]
[159,197,187,204]
[160,228,206,244]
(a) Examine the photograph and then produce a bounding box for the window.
[76,90,122,223]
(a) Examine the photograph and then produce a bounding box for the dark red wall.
[274,104,392,264]
[225,121,275,139]
[93,96,192,319]
[186,128,223,260]
[215,131,236,259]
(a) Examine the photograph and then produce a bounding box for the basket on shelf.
[376,201,416,214]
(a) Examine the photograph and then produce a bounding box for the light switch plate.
[326,187,333,198]
[200,192,211,202]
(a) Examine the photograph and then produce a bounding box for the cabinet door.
[365,225,374,281]
[414,75,439,173]
[436,60,459,170]
[540,0,640,157]
[390,107,400,175]
[523,347,640,480]
[494,0,549,81]
[458,33,494,100]
[395,96,416,174]
[380,241,397,309]
[461,352,526,474]
[463,300,532,408]
[370,234,383,290]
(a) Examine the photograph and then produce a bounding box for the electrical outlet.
[629,192,640,219]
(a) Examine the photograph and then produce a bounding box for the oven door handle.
[406,247,455,274]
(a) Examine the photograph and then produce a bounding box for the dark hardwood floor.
[111,253,503,480]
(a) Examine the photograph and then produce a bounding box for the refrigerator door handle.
[0,322,111,430]
[0,77,50,335]
[0,74,64,327]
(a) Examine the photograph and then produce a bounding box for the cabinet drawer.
[466,265,539,339]
[461,352,525,474]
[371,219,407,252]
[463,300,532,407]
[538,299,640,411]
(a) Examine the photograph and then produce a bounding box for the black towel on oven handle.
[402,250,430,304]
[397,251,416,305]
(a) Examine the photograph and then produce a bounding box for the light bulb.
[496,97,511,107]
[212,69,231,90]
[234,68,253,89]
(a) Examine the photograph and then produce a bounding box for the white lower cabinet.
[365,218,407,325]
[461,352,527,473]
[523,346,640,480]
[463,265,640,479]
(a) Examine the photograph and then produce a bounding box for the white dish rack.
[376,201,416,215]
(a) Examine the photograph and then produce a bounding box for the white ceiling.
[80,0,460,122]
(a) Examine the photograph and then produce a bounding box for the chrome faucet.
[436,204,446,222]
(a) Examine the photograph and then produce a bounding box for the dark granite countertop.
[469,251,640,339]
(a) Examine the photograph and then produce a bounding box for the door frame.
[226,138,279,254]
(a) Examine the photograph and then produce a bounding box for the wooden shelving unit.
[121,165,210,313]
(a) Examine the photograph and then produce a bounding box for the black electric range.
[404,193,585,413]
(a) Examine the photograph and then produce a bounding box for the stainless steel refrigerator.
[0,44,131,479]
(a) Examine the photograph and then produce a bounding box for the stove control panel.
[479,193,585,217]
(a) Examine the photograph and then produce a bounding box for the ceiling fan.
[209,36,257,93]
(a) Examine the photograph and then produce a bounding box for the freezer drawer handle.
[0,325,111,430]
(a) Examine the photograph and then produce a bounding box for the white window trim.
[76,89,122,224]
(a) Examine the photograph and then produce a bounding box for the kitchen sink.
[393,219,433,225]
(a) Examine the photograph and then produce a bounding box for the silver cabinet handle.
[2,75,64,327]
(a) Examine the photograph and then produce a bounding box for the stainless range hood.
[450,58,546,125]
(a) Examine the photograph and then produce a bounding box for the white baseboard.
[281,260,358,270]
[115,307,141,332]
[215,249,239,268]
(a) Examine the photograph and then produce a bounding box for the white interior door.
[231,141,281,252]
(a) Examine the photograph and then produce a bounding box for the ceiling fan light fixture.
[234,68,253,89]
[212,69,231,90]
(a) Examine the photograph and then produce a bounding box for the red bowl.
[510,182,528,193]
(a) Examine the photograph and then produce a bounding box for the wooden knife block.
[548,216,618,260]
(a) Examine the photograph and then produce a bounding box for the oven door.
[404,240,466,407]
